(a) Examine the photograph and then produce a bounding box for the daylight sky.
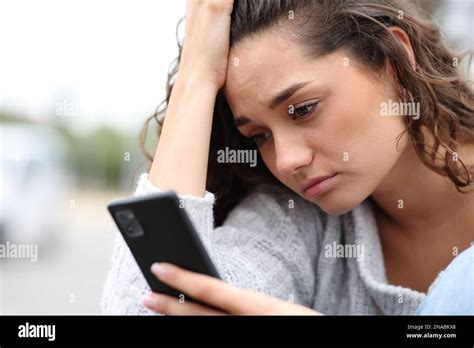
[0,0,186,134]
[0,0,471,134]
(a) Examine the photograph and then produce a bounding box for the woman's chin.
[313,189,367,216]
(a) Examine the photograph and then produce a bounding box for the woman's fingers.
[150,263,278,314]
[179,0,234,89]
[143,292,225,315]
[150,263,321,315]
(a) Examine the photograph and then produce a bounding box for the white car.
[0,124,70,245]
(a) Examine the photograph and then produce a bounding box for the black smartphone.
[107,191,221,307]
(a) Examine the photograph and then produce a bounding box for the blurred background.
[0,0,472,314]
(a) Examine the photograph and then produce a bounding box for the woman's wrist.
[175,68,221,96]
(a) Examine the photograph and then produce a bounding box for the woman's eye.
[289,101,319,120]
[249,132,270,147]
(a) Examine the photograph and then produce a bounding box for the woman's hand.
[142,263,322,315]
[179,0,235,90]
[148,0,234,196]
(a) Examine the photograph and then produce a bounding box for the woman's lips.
[301,173,338,198]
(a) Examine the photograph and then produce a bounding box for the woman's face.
[223,29,409,215]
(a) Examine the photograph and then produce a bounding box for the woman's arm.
[148,76,217,197]
[149,0,234,197]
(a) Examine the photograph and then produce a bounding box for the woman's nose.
[274,133,312,176]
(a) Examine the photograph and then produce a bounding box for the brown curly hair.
[141,0,473,226]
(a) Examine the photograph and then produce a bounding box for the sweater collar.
[351,199,426,315]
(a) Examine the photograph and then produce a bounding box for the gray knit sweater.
[101,173,429,315]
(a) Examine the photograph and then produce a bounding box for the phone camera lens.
[116,210,144,238]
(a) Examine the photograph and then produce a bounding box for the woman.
[101,0,474,315]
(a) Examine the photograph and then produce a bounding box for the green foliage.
[1,111,142,189]
[66,126,132,188]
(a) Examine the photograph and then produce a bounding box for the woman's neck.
[370,141,474,237]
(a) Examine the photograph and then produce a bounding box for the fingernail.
[143,294,156,308]
[151,263,166,278]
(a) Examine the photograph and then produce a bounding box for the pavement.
[0,188,122,314]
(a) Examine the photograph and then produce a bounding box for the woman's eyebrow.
[234,81,312,128]
[267,81,311,109]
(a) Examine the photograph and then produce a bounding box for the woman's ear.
[388,27,416,70]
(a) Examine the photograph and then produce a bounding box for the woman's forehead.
[224,34,309,103]
[224,41,344,114]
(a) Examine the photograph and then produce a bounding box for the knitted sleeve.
[100,173,320,314]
